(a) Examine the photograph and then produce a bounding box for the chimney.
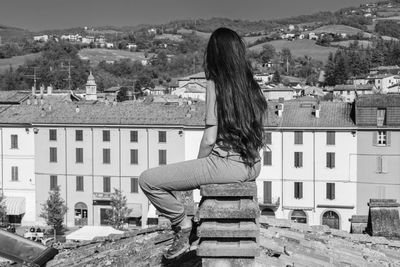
[32,86,36,96]
[47,85,53,95]
[314,104,320,118]
[40,84,44,96]
[277,103,284,117]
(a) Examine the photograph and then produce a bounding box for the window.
[103,130,110,142]
[103,148,110,164]
[76,176,84,191]
[264,132,272,145]
[294,152,303,168]
[131,178,139,193]
[76,148,83,163]
[291,209,307,224]
[377,156,388,173]
[50,147,57,162]
[294,182,303,199]
[130,149,138,164]
[11,166,18,181]
[76,130,83,141]
[50,175,57,190]
[49,129,57,141]
[159,131,166,143]
[377,108,386,126]
[11,135,18,149]
[326,152,335,168]
[159,149,167,165]
[130,131,138,142]
[103,177,111,193]
[326,183,335,200]
[263,150,272,166]
[326,132,335,145]
[294,131,303,145]
[375,131,390,146]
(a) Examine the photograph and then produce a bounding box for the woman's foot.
[164,225,191,259]
[164,217,192,259]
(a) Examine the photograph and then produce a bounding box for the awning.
[127,203,142,218]
[1,197,26,215]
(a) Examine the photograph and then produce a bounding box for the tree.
[40,186,68,235]
[272,70,281,84]
[0,197,6,224]
[260,44,276,64]
[106,189,132,230]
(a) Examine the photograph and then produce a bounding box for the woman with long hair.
[139,27,268,259]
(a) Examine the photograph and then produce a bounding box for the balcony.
[93,192,113,200]
[259,197,280,209]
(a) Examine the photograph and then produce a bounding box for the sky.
[0,0,380,32]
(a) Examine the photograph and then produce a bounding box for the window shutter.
[263,181,272,203]
[377,156,382,173]
[372,132,377,146]
[387,131,391,146]
[326,183,329,199]
[299,182,303,199]
[331,153,335,168]
[332,184,335,200]
[294,183,298,198]
[299,152,303,167]
[382,156,388,173]
[326,153,330,168]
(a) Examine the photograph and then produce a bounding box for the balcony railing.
[259,197,280,208]
[93,192,113,200]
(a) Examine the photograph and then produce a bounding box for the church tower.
[85,71,97,101]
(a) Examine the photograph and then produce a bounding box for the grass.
[249,39,337,63]
[311,24,364,35]
[0,53,40,73]
[330,40,373,48]
[78,48,154,66]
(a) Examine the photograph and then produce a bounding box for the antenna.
[24,67,41,91]
[60,58,75,90]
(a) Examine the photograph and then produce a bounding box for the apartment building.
[0,92,36,226]
[355,95,400,215]
[31,98,202,228]
[259,99,357,231]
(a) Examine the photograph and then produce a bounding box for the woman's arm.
[197,124,217,158]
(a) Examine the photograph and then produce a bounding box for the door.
[100,208,111,226]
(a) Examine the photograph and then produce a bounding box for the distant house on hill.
[171,81,206,101]
[261,84,295,100]
[143,86,167,96]
[331,84,376,102]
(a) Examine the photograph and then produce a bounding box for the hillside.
[0,25,32,42]
[311,24,364,35]
[0,53,40,73]
[78,48,154,66]
[249,39,337,62]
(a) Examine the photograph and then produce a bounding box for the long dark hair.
[204,27,267,167]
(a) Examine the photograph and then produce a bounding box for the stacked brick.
[196,182,260,267]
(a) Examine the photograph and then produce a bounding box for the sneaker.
[164,225,191,259]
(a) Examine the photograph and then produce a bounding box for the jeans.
[139,151,261,226]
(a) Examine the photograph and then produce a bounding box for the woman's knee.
[139,169,152,191]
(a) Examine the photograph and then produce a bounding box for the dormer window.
[377,108,386,126]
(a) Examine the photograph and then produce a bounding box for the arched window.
[290,210,307,224]
[261,208,275,217]
[322,210,340,229]
[74,202,88,226]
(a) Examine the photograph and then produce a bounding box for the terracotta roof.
[333,84,375,91]
[267,100,355,128]
[0,91,30,104]
[356,94,400,107]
